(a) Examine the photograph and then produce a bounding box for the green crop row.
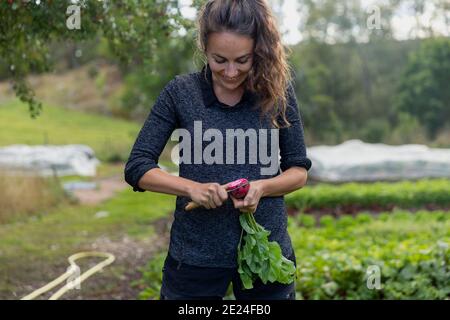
[285,179,450,211]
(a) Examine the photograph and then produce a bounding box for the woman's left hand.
[231,180,266,214]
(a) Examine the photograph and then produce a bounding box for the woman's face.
[206,31,254,91]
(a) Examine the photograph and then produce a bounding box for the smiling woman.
[196,0,293,127]
[206,32,254,104]
[124,0,312,301]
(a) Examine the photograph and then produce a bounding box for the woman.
[124,0,312,300]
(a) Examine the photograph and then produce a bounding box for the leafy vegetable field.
[137,209,449,300]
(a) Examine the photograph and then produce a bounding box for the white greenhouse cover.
[0,144,100,177]
[308,139,450,182]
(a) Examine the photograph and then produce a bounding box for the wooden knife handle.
[184,201,200,211]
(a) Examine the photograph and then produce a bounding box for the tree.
[0,0,189,118]
[395,38,450,139]
[120,28,199,121]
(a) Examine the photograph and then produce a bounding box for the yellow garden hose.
[21,251,115,300]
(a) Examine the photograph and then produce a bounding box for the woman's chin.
[222,80,242,89]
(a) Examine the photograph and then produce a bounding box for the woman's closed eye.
[215,59,249,64]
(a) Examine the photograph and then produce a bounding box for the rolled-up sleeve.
[279,82,312,172]
[124,80,178,192]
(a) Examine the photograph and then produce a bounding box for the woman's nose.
[224,64,239,78]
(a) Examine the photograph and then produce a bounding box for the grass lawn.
[0,99,141,162]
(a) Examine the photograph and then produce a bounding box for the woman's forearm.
[261,166,308,197]
[137,168,200,197]
[138,166,307,200]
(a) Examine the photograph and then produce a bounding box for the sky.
[178,0,449,45]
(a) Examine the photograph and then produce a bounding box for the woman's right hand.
[188,182,229,209]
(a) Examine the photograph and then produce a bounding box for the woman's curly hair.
[195,0,293,128]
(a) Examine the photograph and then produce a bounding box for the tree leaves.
[0,0,186,117]
[396,38,450,139]
[237,212,296,290]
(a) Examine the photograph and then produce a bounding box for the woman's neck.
[212,78,245,106]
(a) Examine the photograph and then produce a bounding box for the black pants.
[159,252,297,300]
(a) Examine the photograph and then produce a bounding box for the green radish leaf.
[268,242,282,261]
[237,210,297,290]
[268,265,278,282]
[260,259,271,284]
[239,214,256,234]
[240,271,254,290]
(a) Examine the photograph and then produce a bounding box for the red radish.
[226,178,250,199]
[184,178,250,211]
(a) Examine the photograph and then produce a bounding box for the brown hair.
[195,0,293,128]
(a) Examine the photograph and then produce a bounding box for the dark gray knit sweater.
[124,64,312,268]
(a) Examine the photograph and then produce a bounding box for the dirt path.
[71,175,128,205]
[61,217,172,300]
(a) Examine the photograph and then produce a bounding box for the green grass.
[0,189,175,258]
[0,100,141,162]
[0,188,175,299]
[59,162,126,183]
